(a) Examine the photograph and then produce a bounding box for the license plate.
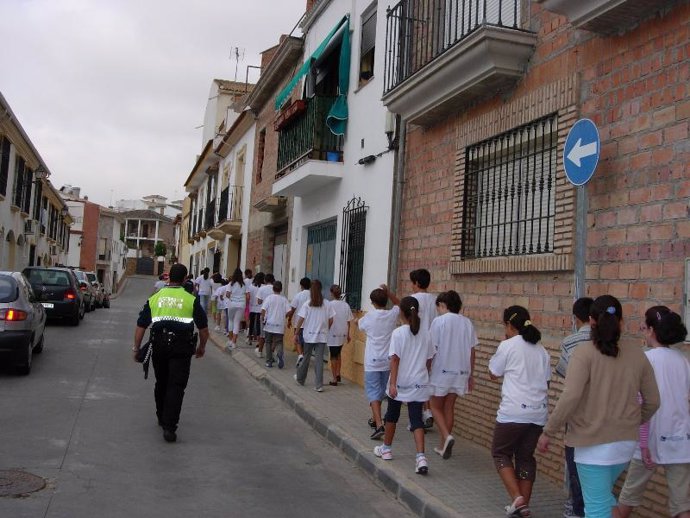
[41,302,54,309]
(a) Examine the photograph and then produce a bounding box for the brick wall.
[398,3,690,516]
[79,202,100,271]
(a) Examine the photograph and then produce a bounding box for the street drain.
[0,470,46,497]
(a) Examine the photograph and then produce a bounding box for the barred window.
[339,197,368,310]
[461,114,557,259]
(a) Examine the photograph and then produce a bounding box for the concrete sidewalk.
[209,330,565,518]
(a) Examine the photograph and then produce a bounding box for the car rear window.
[86,273,97,283]
[0,276,18,303]
[25,269,72,287]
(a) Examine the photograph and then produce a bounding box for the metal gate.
[136,257,154,275]
[306,220,337,298]
[339,197,368,310]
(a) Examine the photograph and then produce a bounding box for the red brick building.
[383,1,690,515]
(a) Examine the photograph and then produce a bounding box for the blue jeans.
[576,462,628,518]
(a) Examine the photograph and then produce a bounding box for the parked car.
[23,267,85,326]
[84,271,105,308]
[0,272,47,375]
[72,269,96,312]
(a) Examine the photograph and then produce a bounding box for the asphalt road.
[0,276,410,518]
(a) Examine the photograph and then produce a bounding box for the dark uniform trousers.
[152,335,195,432]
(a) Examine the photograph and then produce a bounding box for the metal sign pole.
[575,184,587,300]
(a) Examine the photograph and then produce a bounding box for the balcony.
[382,0,537,126]
[209,185,243,239]
[272,95,344,198]
[535,0,672,34]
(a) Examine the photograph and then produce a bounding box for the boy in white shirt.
[254,273,275,357]
[287,277,311,368]
[260,281,291,369]
[358,288,400,440]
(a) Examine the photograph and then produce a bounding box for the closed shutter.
[361,9,376,55]
[0,137,10,196]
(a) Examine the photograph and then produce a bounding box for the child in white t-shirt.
[326,284,353,386]
[260,281,291,369]
[358,288,400,440]
[212,279,227,332]
[224,269,249,349]
[255,273,275,358]
[287,277,311,368]
[429,290,478,459]
[247,272,265,346]
[489,305,550,518]
[293,280,335,392]
[373,296,435,476]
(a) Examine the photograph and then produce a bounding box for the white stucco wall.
[285,0,396,309]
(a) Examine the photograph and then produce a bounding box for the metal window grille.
[384,0,524,93]
[13,156,25,208]
[461,114,557,259]
[0,137,10,197]
[339,197,368,310]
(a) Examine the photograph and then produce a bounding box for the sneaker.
[373,445,392,460]
[293,374,303,386]
[163,429,177,443]
[415,455,428,475]
[254,347,261,357]
[295,354,304,368]
[370,425,385,440]
[314,386,323,392]
[265,361,273,368]
[277,351,284,369]
[368,417,377,429]
[225,342,235,352]
[214,325,220,332]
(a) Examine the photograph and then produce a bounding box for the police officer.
[133,263,209,442]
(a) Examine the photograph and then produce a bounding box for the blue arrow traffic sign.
[564,118,600,186]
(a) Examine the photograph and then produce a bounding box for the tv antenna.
[230,46,246,82]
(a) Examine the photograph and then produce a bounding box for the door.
[305,220,336,298]
[272,228,288,283]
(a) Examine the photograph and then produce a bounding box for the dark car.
[0,272,47,375]
[23,267,85,326]
[85,271,104,308]
[73,269,96,312]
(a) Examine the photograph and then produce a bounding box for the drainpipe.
[387,115,406,294]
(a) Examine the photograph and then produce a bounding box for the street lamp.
[34,165,49,183]
[60,206,69,217]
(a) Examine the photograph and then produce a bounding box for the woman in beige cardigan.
[537,295,660,518]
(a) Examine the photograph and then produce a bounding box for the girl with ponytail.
[539,295,660,518]
[489,306,550,518]
[374,296,435,476]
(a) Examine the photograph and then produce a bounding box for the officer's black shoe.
[163,429,177,443]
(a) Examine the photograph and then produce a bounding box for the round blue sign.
[563,119,600,186]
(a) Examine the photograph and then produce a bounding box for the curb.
[209,334,461,518]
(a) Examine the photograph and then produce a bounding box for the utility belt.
[151,328,197,348]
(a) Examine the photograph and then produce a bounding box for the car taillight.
[0,309,28,321]
[65,289,77,300]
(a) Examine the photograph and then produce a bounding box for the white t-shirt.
[244,277,253,288]
[210,282,221,300]
[225,282,246,308]
[358,306,400,372]
[290,289,311,327]
[297,301,335,344]
[261,294,291,334]
[195,276,214,296]
[387,325,435,402]
[429,312,478,394]
[634,347,690,464]
[488,334,551,425]
[257,284,274,305]
[327,300,354,346]
[214,285,226,309]
[411,292,437,333]
[248,284,262,313]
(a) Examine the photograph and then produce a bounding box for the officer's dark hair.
[436,290,462,313]
[645,306,688,346]
[310,280,324,307]
[230,268,244,287]
[504,305,541,345]
[409,269,431,289]
[265,273,275,284]
[253,272,265,287]
[590,295,622,357]
[169,263,188,284]
[300,277,311,290]
[273,281,283,293]
[573,297,594,324]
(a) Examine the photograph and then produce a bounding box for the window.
[0,136,10,196]
[359,6,376,85]
[339,197,368,310]
[461,114,557,259]
[12,156,25,208]
[256,128,266,183]
[22,167,32,214]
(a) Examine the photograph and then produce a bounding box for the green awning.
[274,15,349,111]
[326,16,350,136]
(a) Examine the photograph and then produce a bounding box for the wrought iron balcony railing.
[384,0,524,94]
[276,95,344,178]
[217,185,243,223]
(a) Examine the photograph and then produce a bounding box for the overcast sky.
[0,0,306,207]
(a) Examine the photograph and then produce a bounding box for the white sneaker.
[415,455,428,475]
[254,347,261,357]
[214,325,220,332]
[314,386,323,392]
[373,445,392,460]
[295,354,304,368]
